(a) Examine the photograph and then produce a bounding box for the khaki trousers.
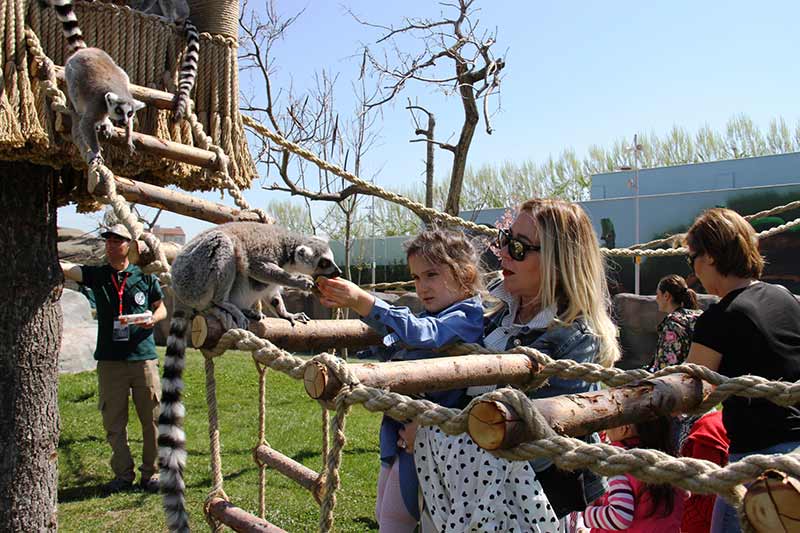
[97,359,161,482]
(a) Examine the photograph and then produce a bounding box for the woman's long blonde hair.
[520,198,620,367]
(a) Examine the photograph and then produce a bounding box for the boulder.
[59,288,97,374]
[613,293,718,369]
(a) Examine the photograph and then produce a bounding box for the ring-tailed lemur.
[159,222,341,533]
[127,0,200,121]
[45,0,145,163]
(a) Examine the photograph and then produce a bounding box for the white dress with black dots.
[415,426,559,532]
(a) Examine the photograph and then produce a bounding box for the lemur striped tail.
[159,310,190,533]
[173,19,200,122]
[45,0,87,55]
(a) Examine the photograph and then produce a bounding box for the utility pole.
[633,134,642,295]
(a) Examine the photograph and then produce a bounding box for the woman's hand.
[398,422,419,453]
[316,277,375,317]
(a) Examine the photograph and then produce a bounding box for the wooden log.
[304,353,540,402]
[94,175,270,225]
[191,314,384,351]
[206,498,287,533]
[53,65,175,110]
[254,444,322,503]
[106,128,220,169]
[128,238,181,267]
[467,373,713,449]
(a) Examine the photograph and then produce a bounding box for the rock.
[59,288,97,374]
[613,293,718,369]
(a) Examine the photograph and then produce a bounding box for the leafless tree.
[239,0,365,236]
[352,0,506,216]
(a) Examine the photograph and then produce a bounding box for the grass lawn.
[58,348,383,532]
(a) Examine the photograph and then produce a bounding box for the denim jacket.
[484,284,607,516]
[360,295,484,519]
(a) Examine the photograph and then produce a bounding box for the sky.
[57,0,800,240]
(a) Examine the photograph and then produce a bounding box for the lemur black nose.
[329,265,342,279]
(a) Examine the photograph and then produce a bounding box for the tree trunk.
[444,68,479,216]
[424,113,435,209]
[0,161,62,531]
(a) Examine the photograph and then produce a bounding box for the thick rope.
[202,353,229,533]
[255,360,268,519]
[318,400,350,533]
[204,326,800,526]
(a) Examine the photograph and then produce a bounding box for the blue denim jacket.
[484,294,607,514]
[360,295,484,519]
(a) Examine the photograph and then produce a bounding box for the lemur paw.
[95,119,113,139]
[280,311,310,326]
[127,141,136,154]
[295,275,315,292]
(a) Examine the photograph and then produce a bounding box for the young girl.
[575,418,687,533]
[317,228,485,533]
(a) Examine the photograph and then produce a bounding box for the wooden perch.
[93,175,271,225]
[191,315,384,351]
[105,128,220,169]
[467,373,713,450]
[304,353,539,402]
[206,498,288,533]
[53,65,175,110]
[128,238,181,267]
[254,444,322,504]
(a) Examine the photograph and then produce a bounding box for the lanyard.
[110,272,128,316]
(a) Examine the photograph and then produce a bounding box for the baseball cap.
[100,224,132,241]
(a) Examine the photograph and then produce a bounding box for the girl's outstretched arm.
[317,277,375,317]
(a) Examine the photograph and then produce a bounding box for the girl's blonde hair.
[404,227,483,297]
[520,198,620,367]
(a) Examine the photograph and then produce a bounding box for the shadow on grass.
[353,516,379,529]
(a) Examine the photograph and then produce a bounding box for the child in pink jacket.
[577,418,688,533]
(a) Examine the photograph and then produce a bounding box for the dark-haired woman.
[650,274,701,372]
[682,208,800,533]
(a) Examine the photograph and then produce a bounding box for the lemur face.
[292,240,341,279]
[105,92,145,128]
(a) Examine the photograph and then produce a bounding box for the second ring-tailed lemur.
[45,0,145,163]
[127,0,200,121]
[159,222,340,533]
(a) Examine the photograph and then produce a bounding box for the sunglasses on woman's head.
[497,228,541,261]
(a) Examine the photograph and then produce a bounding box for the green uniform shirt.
[81,263,164,361]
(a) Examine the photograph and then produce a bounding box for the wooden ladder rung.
[206,498,288,533]
[254,444,322,503]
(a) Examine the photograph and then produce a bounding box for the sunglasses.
[686,252,700,270]
[497,228,541,261]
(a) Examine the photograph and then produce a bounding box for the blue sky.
[58,0,800,239]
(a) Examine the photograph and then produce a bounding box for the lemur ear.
[105,92,119,106]
[295,245,313,262]
[132,99,146,112]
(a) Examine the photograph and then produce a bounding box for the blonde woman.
[415,199,620,532]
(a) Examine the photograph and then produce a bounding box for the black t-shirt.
[693,282,800,453]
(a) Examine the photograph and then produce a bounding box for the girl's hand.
[316,277,375,317]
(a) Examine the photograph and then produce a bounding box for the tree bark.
[0,162,61,531]
[304,353,539,401]
[444,68,479,216]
